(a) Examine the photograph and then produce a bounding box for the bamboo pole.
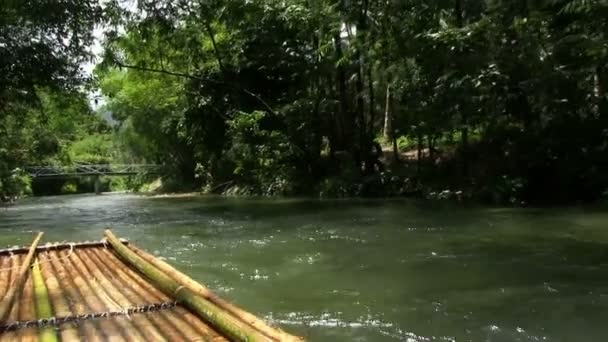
[92,248,223,340]
[73,249,169,341]
[32,259,58,342]
[0,232,43,322]
[128,243,299,341]
[67,249,154,340]
[58,249,130,342]
[172,305,230,341]
[18,273,37,342]
[105,230,272,342]
[37,252,80,341]
[44,250,105,342]
[2,255,21,341]
[0,256,12,300]
[82,248,196,341]
[93,249,170,301]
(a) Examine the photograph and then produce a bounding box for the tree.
[0,0,103,200]
[92,0,608,202]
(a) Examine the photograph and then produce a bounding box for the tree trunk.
[599,63,608,118]
[204,22,225,74]
[461,124,469,176]
[311,34,323,172]
[328,76,338,159]
[356,0,371,173]
[417,132,423,176]
[367,64,375,140]
[455,0,463,27]
[598,64,607,100]
[334,33,349,153]
[455,0,468,178]
[392,133,399,163]
[428,135,435,162]
[383,85,392,140]
[356,66,365,141]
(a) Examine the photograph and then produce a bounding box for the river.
[1,193,607,341]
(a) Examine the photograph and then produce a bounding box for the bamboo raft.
[0,230,301,341]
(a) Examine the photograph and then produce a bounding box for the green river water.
[1,193,608,341]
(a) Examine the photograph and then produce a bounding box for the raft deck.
[0,231,300,341]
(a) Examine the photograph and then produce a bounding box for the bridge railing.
[26,164,162,177]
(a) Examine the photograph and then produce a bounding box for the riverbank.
[7,150,607,206]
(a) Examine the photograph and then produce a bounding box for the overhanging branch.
[115,62,277,115]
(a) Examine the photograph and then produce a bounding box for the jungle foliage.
[2,0,608,203]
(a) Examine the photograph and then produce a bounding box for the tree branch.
[115,62,277,115]
[116,62,199,80]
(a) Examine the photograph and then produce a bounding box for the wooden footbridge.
[0,231,301,341]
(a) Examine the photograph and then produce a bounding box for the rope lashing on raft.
[0,301,178,332]
[0,243,75,273]
[0,239,128,259]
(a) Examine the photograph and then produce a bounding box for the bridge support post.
[94,176,101,195]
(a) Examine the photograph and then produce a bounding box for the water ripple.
[265,311,425,340]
